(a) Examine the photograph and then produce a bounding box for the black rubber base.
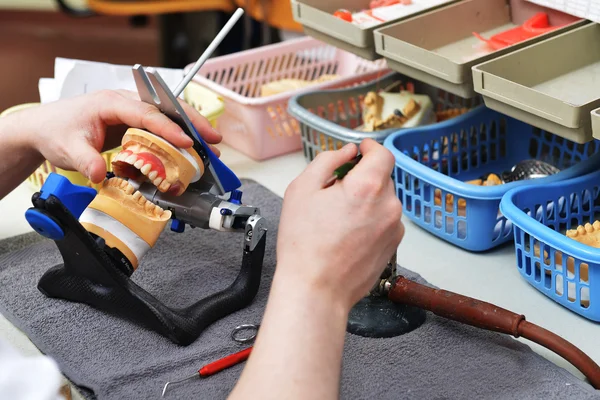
[347,295,426,338]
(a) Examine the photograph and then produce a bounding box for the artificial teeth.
[153,177,163,186]
[125,155,137,164]
[144,201,155,214]
[159,181,171,192]
[125,183,135,195]
[137,195,146,205]
[148,171,158,181]
[134,160,144,169]
[141,164,152,175]
[133,191,142,201]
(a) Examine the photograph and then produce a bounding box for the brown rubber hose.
[388,275,600,389]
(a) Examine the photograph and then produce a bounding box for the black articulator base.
[33,193,266,346]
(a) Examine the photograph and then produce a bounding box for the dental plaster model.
[260,74,340,97]
[566,221,600,248]
[79,177,171,270]
[112,128,204,196]
[435,107,469,122]
[78,127,204,270]
[360,90,435,132]
[433,174,502,214]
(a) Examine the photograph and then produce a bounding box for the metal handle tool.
[161,347,253,397]
[132,8,244,196]
[162,324,259,396]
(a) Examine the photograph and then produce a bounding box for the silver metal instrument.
[502,159,561,183]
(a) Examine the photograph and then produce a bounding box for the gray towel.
[0,179,598,399]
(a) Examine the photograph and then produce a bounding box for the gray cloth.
[0,180,599,399]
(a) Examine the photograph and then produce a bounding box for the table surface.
[1,143,599,397]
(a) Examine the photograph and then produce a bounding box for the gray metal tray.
[472,23,600,144]
[373,0,584,98]
[292,0,458,60]
[593,108,600,141]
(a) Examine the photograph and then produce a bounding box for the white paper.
[38,58,185,104]
[526,0,600,24]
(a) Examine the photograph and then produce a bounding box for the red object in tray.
[473,12,564,50]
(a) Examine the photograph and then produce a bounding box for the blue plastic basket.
[383,105,600,252]
[500,168,600,321]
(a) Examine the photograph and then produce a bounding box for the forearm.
[0,112,44,199]
[229,268,349,400]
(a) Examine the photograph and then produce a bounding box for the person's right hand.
[276,139,405,312]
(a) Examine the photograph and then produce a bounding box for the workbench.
[1,141,599,397]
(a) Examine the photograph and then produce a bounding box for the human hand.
[276,139,405,311]
[19,89,221,183]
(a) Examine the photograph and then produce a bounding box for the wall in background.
[0,10,159,112]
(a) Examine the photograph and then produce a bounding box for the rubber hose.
[388,275,600,389]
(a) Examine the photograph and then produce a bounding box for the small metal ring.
[231,324,259,343]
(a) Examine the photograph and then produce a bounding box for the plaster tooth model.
[433,174,502,214]
[260,74,340,97]
[79,177,172,269]
[112,128,204,196]
[360,90,435,132]
[566,221,600,248]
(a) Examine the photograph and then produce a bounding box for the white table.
[1,143,598,397]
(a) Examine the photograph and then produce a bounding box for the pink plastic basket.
[189,37,388,160]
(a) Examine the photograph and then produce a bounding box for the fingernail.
[179,130,193,143]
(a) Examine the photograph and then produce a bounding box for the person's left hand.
[22,89,222,183]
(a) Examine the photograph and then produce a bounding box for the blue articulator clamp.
[26,173,266,346]
[191,125,241,195]
[25,173,96,241]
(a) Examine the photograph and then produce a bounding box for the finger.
[177,99,222,145]
[70,141,108,183]
[352,138,395,185]
[208,143,221,158]
[95,91,194,149]
[299,143,358,191]
[116,89,222,145]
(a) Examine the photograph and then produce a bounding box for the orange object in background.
[87,0,234,15]
[473,12,564,50]
[233,0,303,32]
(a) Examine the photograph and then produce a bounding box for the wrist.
[271,263,352,317]
[2,108,40,155]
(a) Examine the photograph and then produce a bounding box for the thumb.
[70,143,107,184]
